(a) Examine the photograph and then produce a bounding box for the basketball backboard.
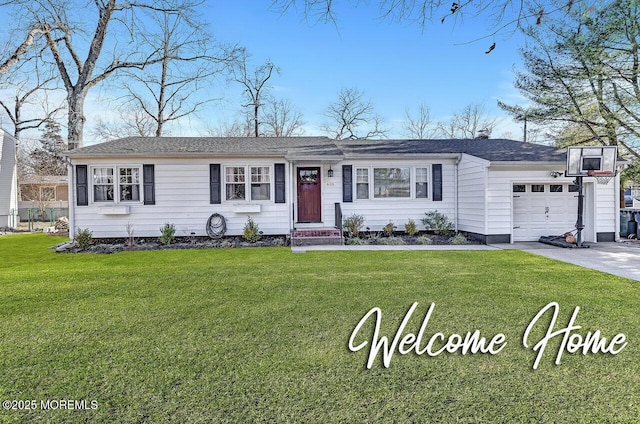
[566,146,617,177]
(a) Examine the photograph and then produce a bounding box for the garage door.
[513,183,579,241]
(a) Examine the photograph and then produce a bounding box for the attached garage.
[512,182,580,242]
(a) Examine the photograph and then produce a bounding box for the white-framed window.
[251,166,271,200]
[93,167,115,202]
[225,166,246,200]
[415,168,429,198]
[225,165,272,201]
[354,165,431,200]
[119,168,140,201]
[92,166,141,203]
[356,168,369,199]
[374,167,411,198]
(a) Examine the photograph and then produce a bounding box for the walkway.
[292,241,640,282]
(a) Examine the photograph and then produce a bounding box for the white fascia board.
[284,154,344,161]
[340,153,461,160]
[65,153,288,161]
[489,161,566,167]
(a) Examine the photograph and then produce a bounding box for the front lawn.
[0,234,638,423]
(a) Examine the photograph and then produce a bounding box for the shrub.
[75,228,93,249]
[382,221,396,236]
[379,236,405,245]
[404,219,419,236]
[421,210,454,236]
[271,237,286,247]
[346,237,364,245]
[343,214,365,238]
[220,239,235,249]
[159,222,176,245]
[125,222,135,247]
[416,235,433,245]
[449,233,468,245]
[243,216,262,243]
[365,230,381,242]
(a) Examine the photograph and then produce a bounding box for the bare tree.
[273,0,589,38]
[231,51,278,137]
[437,102,498,139]
[0,51,64,141]
[262,99,305,137]
[322,87,389,140]
[120,10,236,137]
[403,103,437,139]
[91,108,157,142]
[0,24,49,76]
[207,112,254,137]
[8,0,199,149]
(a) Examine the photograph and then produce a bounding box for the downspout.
[454,154,462,232]
[288,161,294,234]
[66,159,75,240]
[11,135,19,228]
[614,171,620,242]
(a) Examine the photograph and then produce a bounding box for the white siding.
[594,177,617,235]
[486,165,618,242]
[339,159,456,232]
[487,166,568,238]
[457,154,488,235]
[321,164,342,228]
[73,157,291,238]
[0,131,18,228]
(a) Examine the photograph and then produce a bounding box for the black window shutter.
[274,163,286,203]
[342,165,353,203]
[143,164,155,205]
[432,164,443,201]
[210,164,221,204]
[76,165,88,206]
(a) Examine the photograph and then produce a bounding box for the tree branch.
[0,24,49,75]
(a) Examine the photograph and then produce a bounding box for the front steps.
[291,228,343,246]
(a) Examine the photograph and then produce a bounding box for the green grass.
[0,234,638,423]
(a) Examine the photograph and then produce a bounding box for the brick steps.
[291,228,343,246]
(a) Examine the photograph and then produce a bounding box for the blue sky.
[0,0,531,142]
[199,0,529,139]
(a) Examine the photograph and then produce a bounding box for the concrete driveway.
[491,241,640,282]
[292,240,640,282]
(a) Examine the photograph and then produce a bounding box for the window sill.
[98,206,131,215]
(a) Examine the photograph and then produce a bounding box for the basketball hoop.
[588,171,615,185]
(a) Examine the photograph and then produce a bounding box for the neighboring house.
[65,137,622,243]
[18,175,69,221]
[0,130,19,228]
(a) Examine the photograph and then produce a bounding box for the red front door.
[297,167,321,222]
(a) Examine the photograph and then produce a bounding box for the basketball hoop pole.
[576,176,584,247]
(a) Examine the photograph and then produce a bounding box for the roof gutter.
[284,154,344,161]
[340,153,462,160]
[489,161,566,166]
[64,152,293,160]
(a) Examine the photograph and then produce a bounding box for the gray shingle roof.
[65,136,343,158]
[336,139,567,162]
[66,136,567,163]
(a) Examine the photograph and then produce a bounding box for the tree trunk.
[67,89,86,150]
[13,97,22,141]
[254,103,259,137]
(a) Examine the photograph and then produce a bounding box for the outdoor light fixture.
[327,166,334,177]
[550,171,563,178]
